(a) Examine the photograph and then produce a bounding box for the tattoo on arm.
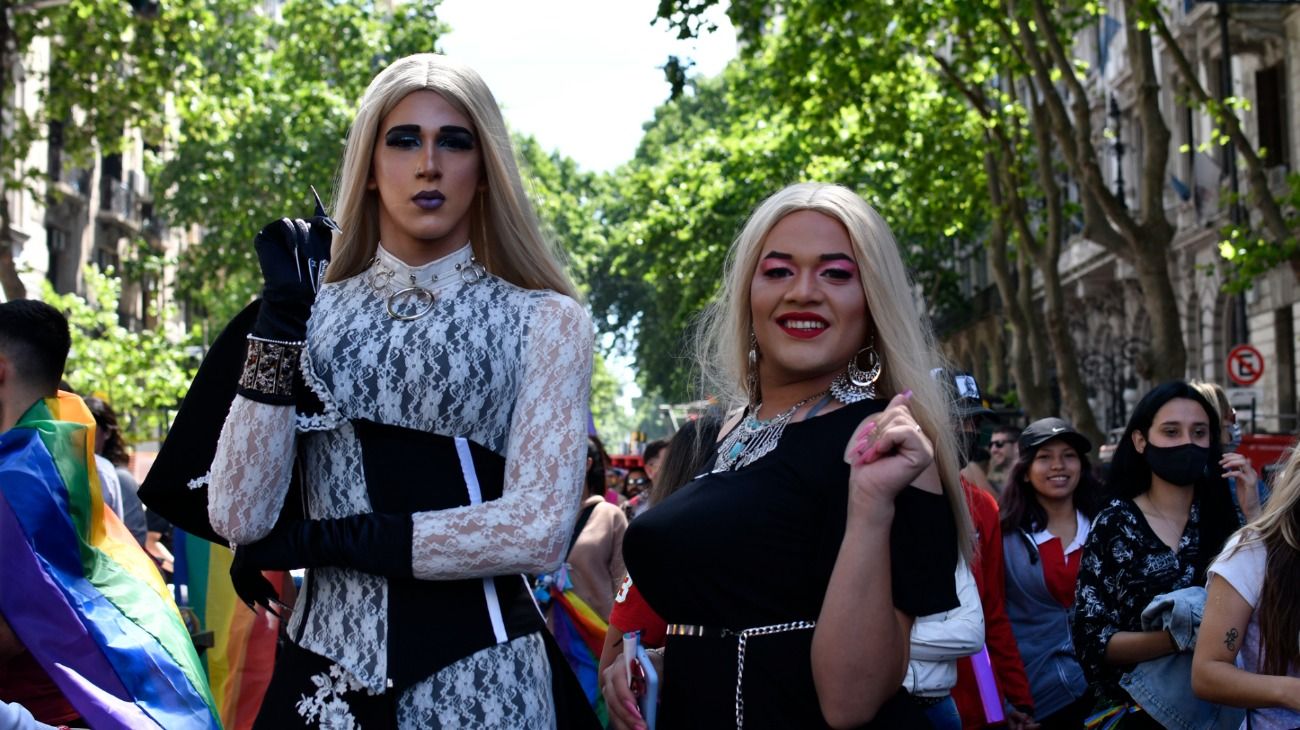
[1224,627,1239,652]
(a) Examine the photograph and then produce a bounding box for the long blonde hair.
[325,53,576,298]
[696,182,973,560]
[1226,445,1300,675]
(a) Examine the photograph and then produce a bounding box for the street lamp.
[1109,96,1126,207]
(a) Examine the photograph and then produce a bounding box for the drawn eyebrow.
[762,252,855,262]
[386,124,420,135]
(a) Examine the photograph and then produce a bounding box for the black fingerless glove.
[235,512,415,579]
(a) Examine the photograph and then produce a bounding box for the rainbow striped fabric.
[540,568,610,724]
[0,392,220,729]
[174,531,286,730]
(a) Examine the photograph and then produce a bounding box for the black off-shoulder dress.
[623,398,960,729]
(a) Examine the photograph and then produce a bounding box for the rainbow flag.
[540,568,609,724]
[0,392,220,729]
[174,531,286,730]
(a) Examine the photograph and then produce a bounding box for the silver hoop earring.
[746,330,761,407]
[831,341,881,403]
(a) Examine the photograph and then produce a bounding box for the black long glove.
[251,189,338,343]
[234,512,415,579]
[229,548,286,615]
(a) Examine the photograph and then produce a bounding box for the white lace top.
[209,242,593,693]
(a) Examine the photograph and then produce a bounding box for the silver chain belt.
[666,620,817,729]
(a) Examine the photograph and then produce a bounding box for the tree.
[2,0,241,300]
[587,56,977,401]
[649,0,1101,429]
[651,0,1294,433]
[44,265,197,442]
[154,0,449,332]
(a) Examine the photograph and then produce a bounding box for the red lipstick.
[776,312,829,339]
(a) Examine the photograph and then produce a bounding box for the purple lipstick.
[413,190,445,210]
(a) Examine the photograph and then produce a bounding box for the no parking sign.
[1227,344,1265,387]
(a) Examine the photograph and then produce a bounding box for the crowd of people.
[0,50,1298,730]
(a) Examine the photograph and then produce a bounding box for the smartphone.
[622,631,658,730]
[635,642,659,729]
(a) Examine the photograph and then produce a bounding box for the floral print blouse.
[1070,497,1205,704]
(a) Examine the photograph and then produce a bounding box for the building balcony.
[97,179,143,233]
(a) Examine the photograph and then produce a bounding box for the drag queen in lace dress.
[207,54,592,728]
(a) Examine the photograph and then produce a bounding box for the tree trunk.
[984,150,1052,418]
[1026,94,1105,445]
[1133,242,1188,382]
[1020,253,1053,415]
[1149,8,1293,245]
[1039,261,1104,443]
[0,6,25,302]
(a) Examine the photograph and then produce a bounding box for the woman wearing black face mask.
[1071,381,1239,727]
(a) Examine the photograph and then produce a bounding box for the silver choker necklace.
[713,390,829,472]
[365,246,486,321]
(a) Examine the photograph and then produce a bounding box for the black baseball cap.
[1019,417,1092,455]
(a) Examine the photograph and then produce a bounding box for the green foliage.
[1217,172,1300,291]
[42,267,198,443]
[154,0,449,331]
[5,0,237,193]
[585,6,990,399]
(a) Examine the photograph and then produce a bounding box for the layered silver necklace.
[713,390,829,472]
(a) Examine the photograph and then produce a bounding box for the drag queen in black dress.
[610,183,971,729]
[208,53,592,727]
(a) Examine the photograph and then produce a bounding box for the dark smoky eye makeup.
[384,125,421,147]
[821,265,855,280]
[437,127,476,150]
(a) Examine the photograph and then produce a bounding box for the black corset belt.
[349,418,545,692]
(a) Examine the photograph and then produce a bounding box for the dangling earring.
[746,329,761,408]
[831,339,882,403]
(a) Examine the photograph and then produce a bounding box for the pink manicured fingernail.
[625,700,640,716]
[902,389,913,399]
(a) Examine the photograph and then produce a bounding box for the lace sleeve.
[208,396,297,545]
[411,295,592,580]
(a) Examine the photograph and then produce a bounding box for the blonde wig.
[696,182,973,559]
[325,53,576,298]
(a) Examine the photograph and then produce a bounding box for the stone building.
[2,23,194,336]
[941,0,1300,436]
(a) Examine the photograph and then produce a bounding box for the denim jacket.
[1118,587,1244,730]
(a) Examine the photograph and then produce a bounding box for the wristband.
[236,334,304,405]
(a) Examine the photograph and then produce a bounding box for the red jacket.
[952,480,1034,726]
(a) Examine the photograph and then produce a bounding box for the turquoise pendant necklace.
[713,390,828,472]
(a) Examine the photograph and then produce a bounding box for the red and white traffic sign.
[1227,344,1265,387]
